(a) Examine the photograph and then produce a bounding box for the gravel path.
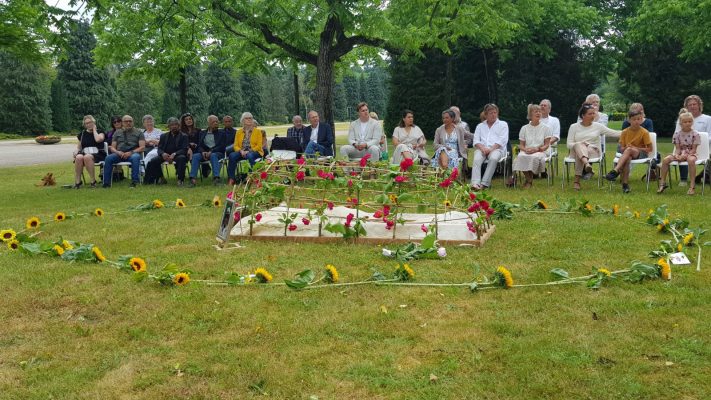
[0,138,78,168]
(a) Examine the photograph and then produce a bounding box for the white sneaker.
[679,181,688,187]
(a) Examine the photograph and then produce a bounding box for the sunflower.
[396,263,415,281]
[658,258,671,280]
[175,199,186,208]
[612,204,619,216]
[54,212,66,222]
[402,264,415,280]
[7,239,20,250]
[633,211,640,219]
[536,200,548,210]
[584,203,593,212]
[212,195,222,207]
[92,246,106,262]
[683,233,694,245]
[496,266,514,288]
[443,199,452,207]
[152,199,164,209]
[94,208,104,217]
[129,257,147,272]
[388,194,398,203]
[325,264,339,283]
[53,244,64,256]
[254,267,273,283]
[26,217,40,229]
[1,229,16,242]
[598,268,612,277]
[61,240,73,250]
[173,272,190,286]
[677,243,683,252]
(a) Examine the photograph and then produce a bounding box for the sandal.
[524,181,532,189]
[90,181,96,188]
[573,182,581,191]
[687,186,696,195]
[657,184,668,194]
[72,182,82,189]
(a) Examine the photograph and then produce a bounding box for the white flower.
[437,247,447,258]
[382,248,393,257]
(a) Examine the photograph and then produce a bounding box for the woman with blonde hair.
[227,112,265,185]
[72,115,106,188]
[512,104,552,188]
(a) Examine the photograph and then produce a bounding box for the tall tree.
[50,79,72,132]
[56,20,116,130]
[116,76,160,127]
[241,73,264,122]
[0,51,52,134]
[205,62,243,119]
[0,0,71,60]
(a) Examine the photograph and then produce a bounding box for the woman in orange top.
[227,112,264,185]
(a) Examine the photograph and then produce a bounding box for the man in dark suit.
[302,110,334,157]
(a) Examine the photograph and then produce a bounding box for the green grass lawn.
[1,137,710,399]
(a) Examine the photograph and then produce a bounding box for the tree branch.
[212,2,317,65]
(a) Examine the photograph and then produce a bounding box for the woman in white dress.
[391,110,428,165]
[513,104,552,188]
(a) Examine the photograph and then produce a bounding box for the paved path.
[0,138,78,168]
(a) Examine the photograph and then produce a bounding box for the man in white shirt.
[540,99,561,145]
[341,102,382,161]
[471,103,509,189]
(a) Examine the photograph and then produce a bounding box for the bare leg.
[439,152,449,169]
[74,155,85,184]
[688,155,697,194]
[84,155,96,183]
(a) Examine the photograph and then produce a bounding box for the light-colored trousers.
[471,148,504,187]
[340,144,381,160]
[571,143,601,176]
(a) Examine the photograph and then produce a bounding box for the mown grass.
[0,137,710,399]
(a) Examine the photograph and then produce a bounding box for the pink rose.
[395,175,408,183]
[255,213,262,222]
[302,218,311,225]
[288,224,297,231]
[296,171,305,181]
[421,224,428,233]
[297,157,305,166]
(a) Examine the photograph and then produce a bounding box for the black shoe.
[130,181,138,188]
[177,180,184,186]
[189,178,197,187]
[157,177,167,185]
[213,176,221,185]
[102,183,111,188]
[72,182,82,189]
[622,183,630,193]
[90,181,96,188]
[605,170,619,181]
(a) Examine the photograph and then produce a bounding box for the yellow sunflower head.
[536,200,548,210]
[212,195,222,207]
[598,268,612,277]
[658,258,671,280]
[61,240,73,250]
[612,204,619,216]
[585,204,593,212]
[254,267,273,283]
[152,199,164,209]
[92,246,106,262]
[54,212,66,222]
[176,199,186,208]
[129,257,147,272]
[683,233,694,245]
[657,224,664,232]
[396,263,415,281]
[325,264,339,283]
[1,229,17,242]
[53,244,64,256]
[496,266,514,288]
[633,211,640,219]
[403,264,415,279]
[94,208,104,217]
[443,200,452,207]
[677,243,683,252]
[7,239,20,250]
[388,194,398,203]
[26,217,40,229]
[173,272,190,286]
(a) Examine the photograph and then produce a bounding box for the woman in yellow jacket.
[227,112,264,185]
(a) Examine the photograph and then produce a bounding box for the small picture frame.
[669,252,691,265]
[217,198,236,243]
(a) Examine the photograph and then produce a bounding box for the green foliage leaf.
[284,269,315,290]
[550,268,570,281]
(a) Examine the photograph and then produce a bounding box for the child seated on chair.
[605,109,652,193]
[658,109,700,195]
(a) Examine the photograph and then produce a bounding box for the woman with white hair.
[577,94,609,126]
[141,114,163,167]
[72,115,106,188]
[512,104,552,188]
[227,112,265,185]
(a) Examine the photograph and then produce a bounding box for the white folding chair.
[562,134,607,189]
[610,132,657,192]
[669,132,709,195]
[88,142,109,184]
[544,143,559,185]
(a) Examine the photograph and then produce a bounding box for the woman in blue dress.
[432,109,472,169]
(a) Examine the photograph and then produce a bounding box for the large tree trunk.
[293,71,300,116]
[314,49,335,130]
[179,67,187,114]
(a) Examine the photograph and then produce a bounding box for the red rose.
[395,175,408,183]
[449,167,459,181]
[302,218,311,225]
[260,171,268,180]
[400,158,414,171]
[296,171,305,181]
[255,213,262,222]
[288,224,297,231]
[373,210,383,218]
[297,157,305,166]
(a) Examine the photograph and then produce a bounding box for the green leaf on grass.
[284,269,315,289]
[550,268,570,280]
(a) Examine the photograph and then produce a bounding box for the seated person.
[512,104,552,188]
[392,109,428,165]
[103,115,145,187]
[340,102,382,161]
[471,104,508,189]
[605,109,652,193]
[72,115,106,188]
[141,114,163,168]
[658,109,700,195]
[431,109,470,169]
[144,117,188,185]
[227,112,264,185]
[189,115,227,186]
[302,110,334,158]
